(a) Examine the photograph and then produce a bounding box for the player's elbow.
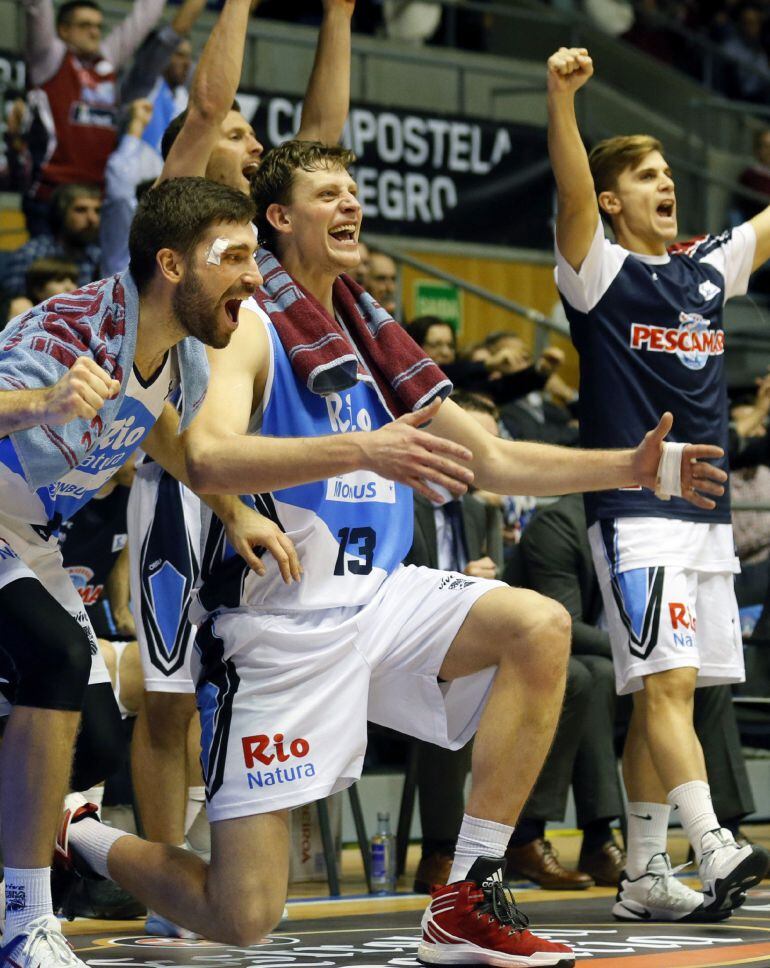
[186,441,220,493]
[187,94,227,128]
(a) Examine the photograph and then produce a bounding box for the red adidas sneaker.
[417,857,575,968]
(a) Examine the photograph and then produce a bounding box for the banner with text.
[238,92,554,248]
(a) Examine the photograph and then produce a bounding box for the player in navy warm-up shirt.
[548,45,770,924]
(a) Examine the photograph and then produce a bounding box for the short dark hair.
[57,0,101,28]
[407,315,455,349]
[451,389,500,421]
[49,182,101,234]
[251,140,356,252]
[128,177,256,293]
[160,99,242,161]
[25,257,79,302]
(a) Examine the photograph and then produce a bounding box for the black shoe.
[53,867,145,920]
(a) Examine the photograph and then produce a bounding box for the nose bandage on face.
[655,441,686,500]
[206,237,231,265]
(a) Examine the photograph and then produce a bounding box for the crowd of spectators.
[580,0,770,101]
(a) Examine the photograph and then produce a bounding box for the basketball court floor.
[60,829,770,968]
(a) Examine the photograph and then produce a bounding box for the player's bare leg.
[2,708,80,867]
[0,708,83,962]
[440,586,571,826]
[132,692,197,846]
[616,668,764,920]
[418,586,575,968]
[132,690,202,938]
[639,669,706,788]
[68,808,289,945]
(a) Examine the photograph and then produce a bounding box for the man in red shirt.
[23,0,166,232]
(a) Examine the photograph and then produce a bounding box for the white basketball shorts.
[194,563,504,821]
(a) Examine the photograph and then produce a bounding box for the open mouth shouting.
[656,199,675,220]
[329,222,359,246]
[225,298,242,325]
[222,286,256,331]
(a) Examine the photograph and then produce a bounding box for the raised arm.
[749,203,770,270]
[295,0,354,144]
[169,0,209,36]
[101,100,161,276]
[102,0,167,72]
[120,0,207,103]
[160,0,252,181]
[22,0,65,87]
[548,46,599,271]
[428,398,727,509]
[181,308,473,500]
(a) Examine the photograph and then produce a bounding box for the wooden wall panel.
[400,250,579,389]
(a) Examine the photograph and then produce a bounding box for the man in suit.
[514,493,758,886]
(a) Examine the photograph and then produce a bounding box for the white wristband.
[655,441,687,500]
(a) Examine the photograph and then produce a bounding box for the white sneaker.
[698,828,767,912]
[145,910,203,940]
[613,853,727,923]
[0,914,88,968]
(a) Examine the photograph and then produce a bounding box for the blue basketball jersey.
[556,219,756,526]
[0,352,175,533]
[193,306,413,617]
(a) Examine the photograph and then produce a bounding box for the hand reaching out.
[358,397,474,503]
[632,412,727,510]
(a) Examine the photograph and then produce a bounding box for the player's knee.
[512,597,571,685]
[214,897,284,947]
[15,623,92,710]
[118,643,144,716]
[643,668,696,710]
[143,690,196,736]
[527,597,571,657]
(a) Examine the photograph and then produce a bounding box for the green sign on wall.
[413,280,463,333]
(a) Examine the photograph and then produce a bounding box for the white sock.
[667,780,724,862]
[185,786,206,835]
[4,867,54,942]
[448,815,514,883]
[626,801,671,878]
[66,816,133,878]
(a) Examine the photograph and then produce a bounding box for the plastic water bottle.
[370,811,397,894]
